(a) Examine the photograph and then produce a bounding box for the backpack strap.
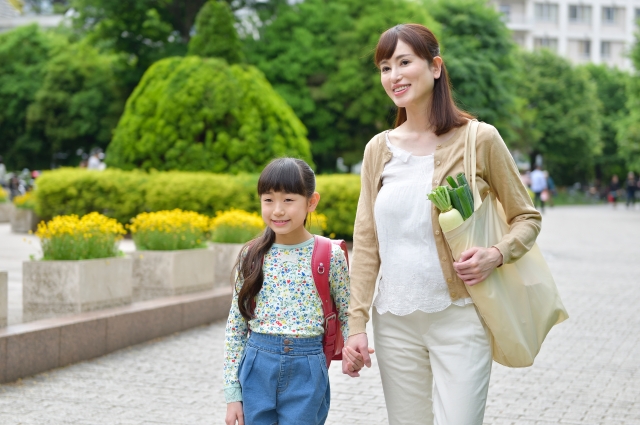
[311,235,334,318]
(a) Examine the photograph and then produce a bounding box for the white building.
[490,0,640,69]
[0,0,65,34]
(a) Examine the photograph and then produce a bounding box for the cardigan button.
[446,278,452,283]
[436,160,441,166]
[436,144,442,149]
[435,230,441,235]
[441,257,447,262]
[434,180,439,185]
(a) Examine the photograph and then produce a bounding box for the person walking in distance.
[341,24,541,425]
[609,175,620,208]
[224,158,350,425]
[530,165,547,212]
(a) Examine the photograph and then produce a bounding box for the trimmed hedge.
[34,169,360,239]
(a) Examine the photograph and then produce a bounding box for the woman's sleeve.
[329,245,350,342]
[348,139,381,336]
[222,261,249,403]
[482,125,542,264]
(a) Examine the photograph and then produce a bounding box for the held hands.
[225,402,244,425]
[453,246,503,286]
[342,333,375,377]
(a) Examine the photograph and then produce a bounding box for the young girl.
[224,158,350,425]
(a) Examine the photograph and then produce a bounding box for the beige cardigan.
[348,121,542,336]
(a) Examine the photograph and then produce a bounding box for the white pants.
[373,304,492,425]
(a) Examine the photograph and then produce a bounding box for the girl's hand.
[342,334,375,377]
[453,247,503,286]
[225,402,244,425]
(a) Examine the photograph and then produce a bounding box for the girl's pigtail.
[236,227,276,320]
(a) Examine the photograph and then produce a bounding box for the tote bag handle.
[463,119,482,211]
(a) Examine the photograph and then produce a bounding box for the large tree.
[188,0,244,63]
[428,0,518,144]
[615,32,640,175]
[0,25,61,169]
[25,41,124,169]
[582,64,630,181]
[243,0,438,171]
[514,50,602,185]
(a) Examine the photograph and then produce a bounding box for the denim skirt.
[239,332,330,425]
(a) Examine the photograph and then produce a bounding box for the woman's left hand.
[453,247,503,286]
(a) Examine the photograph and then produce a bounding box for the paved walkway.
[1,205,639,424]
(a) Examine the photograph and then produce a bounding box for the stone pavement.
[0,205,639,424]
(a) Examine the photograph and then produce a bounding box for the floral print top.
[223,237,350,403]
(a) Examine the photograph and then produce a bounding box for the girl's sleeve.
[329,244,350,342]
[223,267,249,403]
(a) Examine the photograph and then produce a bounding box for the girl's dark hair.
[235,157,316,320]
[374,23,474,135]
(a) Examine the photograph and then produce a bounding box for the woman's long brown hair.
[374,24,474,135]
[235,158,316,320]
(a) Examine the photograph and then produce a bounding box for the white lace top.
[373,133,473,315]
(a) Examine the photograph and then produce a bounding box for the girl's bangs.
[375,28,399,67]
[258,159,309,196]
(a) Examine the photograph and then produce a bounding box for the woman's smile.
[393,84,411,96]
[271,219,290,226]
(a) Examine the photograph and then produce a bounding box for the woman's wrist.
[490,246,504,268]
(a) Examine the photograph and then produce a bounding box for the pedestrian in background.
[625,172,637,209]
[530,165,547,212]
[343,23,541,425]
[608,175,620,209]
[0,156,6,188]
[224,158,350,425]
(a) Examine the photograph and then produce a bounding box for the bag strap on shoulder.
[464,119,482,210]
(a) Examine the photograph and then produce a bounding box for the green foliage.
[143,172,259,215]
[34,168,150,223]
[0,25,56,169]
[514,50,602,185]
[582,64,630,180]
[188,0,244,63]
[244,0,438,171]
[69,0,196,93]
[429,0,518,143]
[315,174,360,239]
[34,169,361,239]
[106,56,312,173]
[616,77,640,174]
[617,32,640,174]
[26,42,124,168]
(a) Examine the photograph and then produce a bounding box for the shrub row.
[34,169,360,239]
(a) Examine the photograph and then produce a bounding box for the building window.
[535,3,559,23]
[578,40,591,58]
[602,7,618,25]
[499,4,511,22]
[534,37,559,52]
[601,41,611,58]
[569,5,592,24]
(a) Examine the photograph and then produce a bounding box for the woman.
[342,24,541,424]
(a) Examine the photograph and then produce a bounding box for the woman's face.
[379,39,442,109]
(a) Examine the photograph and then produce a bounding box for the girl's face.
[261,191,320,244]
[379,39,442,109]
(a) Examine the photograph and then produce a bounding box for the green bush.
[106,56,313,173]
[34,168,150,223]
[316,175,360,239]
[33,169,361,239]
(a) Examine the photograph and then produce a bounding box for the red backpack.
[311,236,349,368]
[249,236,349,368]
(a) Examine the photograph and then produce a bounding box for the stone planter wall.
[132,248,215,301]
[23,257,133,322]
[0,271,7,327]
[210,243,244,290]
[0,202,14,223]
[10,208,39,233]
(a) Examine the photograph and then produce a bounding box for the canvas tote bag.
[443,120,568,367]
